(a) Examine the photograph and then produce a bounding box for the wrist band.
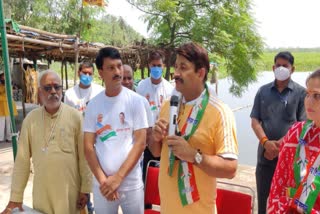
[260,136,268,146]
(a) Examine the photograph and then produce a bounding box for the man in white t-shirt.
[136,51,174,181]
[64,61,102,214]
[64,62,104,114]
[84,47,148,214]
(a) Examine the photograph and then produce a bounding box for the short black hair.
[176,42,210,83]
[96,47,121,70]
[79,61,94,72]
[149,51,165,63]
[274,51,294,65]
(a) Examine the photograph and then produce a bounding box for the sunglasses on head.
[42,85,63,92]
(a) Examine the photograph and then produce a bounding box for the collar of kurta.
[43,103,63,118]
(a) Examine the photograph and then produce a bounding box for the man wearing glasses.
[2,70,92,214]
[64,61,104,114]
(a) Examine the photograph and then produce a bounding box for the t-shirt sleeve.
[64,90,73,107]
[132,96,149,131]
[250,88,261,120]
[214,105,238,159]
[83,102,96,133]
[136,80,143,95]
[143,97,154,127]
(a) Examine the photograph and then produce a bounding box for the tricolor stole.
[288,120,320,213]
[168,87,209,206]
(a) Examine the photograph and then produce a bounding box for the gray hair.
[38,69,61,87]
[123,64,133,75]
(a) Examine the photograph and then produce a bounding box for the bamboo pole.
[7,34,75,49]
[60,60,64,89]
[0,0,18,159]
[65,61,68,89]
[19,57,26,117]
[19,25,77,39]
[74,37,79,85]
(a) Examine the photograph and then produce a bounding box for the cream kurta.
[10,103,92,214]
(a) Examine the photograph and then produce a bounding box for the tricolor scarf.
[288,120,320,213]
[168,87,209,206]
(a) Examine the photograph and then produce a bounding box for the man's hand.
[77,193,88,209]
[166,135,197,162]
[152,119,168,143]
[99,174,123,201]
[1,202,23,214]
[263,140,280,160]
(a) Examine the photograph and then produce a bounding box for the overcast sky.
[106,0,320,48]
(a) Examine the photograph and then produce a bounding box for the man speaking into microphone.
[149,42,238,214]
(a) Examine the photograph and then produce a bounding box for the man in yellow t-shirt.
[150,42,238,214]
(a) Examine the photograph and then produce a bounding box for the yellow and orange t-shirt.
[159,93,238,214]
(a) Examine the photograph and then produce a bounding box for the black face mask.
[0,79,5,84]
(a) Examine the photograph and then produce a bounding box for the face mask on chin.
[150,67,163,79]
[274,66,291,81]
[80,74,93,86]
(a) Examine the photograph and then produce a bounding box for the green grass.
[256,52,320,72]
[48,51,320,85]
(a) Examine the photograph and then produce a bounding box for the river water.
[214,71,311,166]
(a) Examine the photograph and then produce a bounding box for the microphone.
[169,95,179,136]
[168,95,180,171]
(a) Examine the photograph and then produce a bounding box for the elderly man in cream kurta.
[1,70,92,214]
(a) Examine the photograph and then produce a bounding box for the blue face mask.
[80,74,93,86]
[150,67,163,79]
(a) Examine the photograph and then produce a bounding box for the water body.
[213,71,311,166]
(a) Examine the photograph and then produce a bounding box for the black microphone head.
[170,95,179,107]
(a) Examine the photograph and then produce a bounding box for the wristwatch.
[194,150,203,165]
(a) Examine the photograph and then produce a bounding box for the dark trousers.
[142,147,160,183]
[255,163,277,214]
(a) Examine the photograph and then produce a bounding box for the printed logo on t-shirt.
[75,99,89,113]
[116,112,133,143]
[96,114,117,142]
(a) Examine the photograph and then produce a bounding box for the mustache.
[174,76,184,83]
[113,74,122,80]
[47,94,60,100]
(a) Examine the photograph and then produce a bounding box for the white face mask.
[274,66,291,81]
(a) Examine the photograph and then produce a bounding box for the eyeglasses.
[306,91,320,101]
[123,77,132,81]
[42,85,63,92]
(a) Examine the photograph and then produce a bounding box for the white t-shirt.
[64,83,104,112]
[136,77,174,126]
[83,87,148,191]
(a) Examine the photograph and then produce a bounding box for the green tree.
[5,0,142,46]
[127,0,264,95]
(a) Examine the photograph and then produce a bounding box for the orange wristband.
[260,136,268,146]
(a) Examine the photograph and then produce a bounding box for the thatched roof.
[2,21,159,68]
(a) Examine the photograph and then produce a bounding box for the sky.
[106,0,320,48]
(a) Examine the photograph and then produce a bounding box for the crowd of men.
[2,43,320,214]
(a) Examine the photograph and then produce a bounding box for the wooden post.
[65,61,68,89]
[74,37,79,86]
[60,60,64,89]
[19,57,26,118]
[141,67,145,79]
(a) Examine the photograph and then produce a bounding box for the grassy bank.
[49,50,320,85]
[256,52,320,72]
